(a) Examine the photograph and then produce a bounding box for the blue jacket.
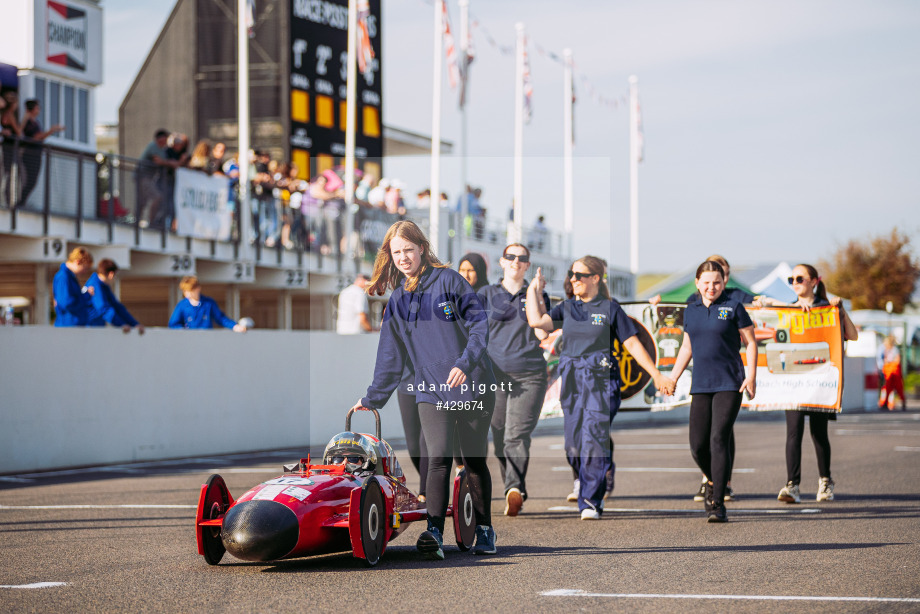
[168,296,237,329]
[84,273,139,327]
[361,266,495,408]
[53,263,90,326]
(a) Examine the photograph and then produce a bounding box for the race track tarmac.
[2,409,919,613]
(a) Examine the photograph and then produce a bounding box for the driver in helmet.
[323,432,376,474]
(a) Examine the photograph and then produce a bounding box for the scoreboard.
[289,0,383,177]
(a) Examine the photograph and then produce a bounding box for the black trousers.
[397,391,428,497]
[689,391,742,503]
[785,410,831,484]
[418,390,494,532]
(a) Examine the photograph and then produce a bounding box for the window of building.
[49,81,60,129]
[34,78,46,127]
[64,85,75,141]
[78,89,88,144]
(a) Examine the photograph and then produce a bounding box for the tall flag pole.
[511,22,525,245]
[345,0,358,268]
[237,0,252,261]
[563,48,574,259]
[430,0,444,255]
[629,75,641,274]
[458,0,470,259]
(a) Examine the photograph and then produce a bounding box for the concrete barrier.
[0,327,396,474]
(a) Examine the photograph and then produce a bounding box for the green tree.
[820,229,920,311]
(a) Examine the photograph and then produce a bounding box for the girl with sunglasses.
[353,221,498,559]
[756,264,858,503]
[667,260,758,523]
[479,244,550,517]
[527,256,671,519]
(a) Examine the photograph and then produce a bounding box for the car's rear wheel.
[452,469,476,551]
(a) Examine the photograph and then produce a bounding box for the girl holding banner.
[756,264,858,503]
[667,260,758,523]
[526,256,670,520]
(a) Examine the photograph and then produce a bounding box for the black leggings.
[397,392,428,497]
[785,410,831,484]
[418,391,494,532]
[689,391,742,503]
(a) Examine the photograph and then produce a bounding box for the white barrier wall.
[0,327,396,474]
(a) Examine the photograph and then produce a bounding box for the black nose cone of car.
[221,500,299,561]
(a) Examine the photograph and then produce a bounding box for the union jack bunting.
[357,0,375,79]
[522,36,533,124]
[441,0,461,90]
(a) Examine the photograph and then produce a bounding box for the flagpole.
[512,22,525,245]
[430,0,443,256]
[563,48,573,259]
[345,0,358,270]
[237,0,251,259]
[458,0,469,258]
[629,75,639,274]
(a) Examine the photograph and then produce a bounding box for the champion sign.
[47,1,88,72]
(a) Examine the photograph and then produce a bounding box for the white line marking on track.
[0,582,68,589]
[0,504,196,510]
[545,506,821,514]
[551,466,755,473]
[541,589,920,603]
[835,429,920,436]
[0,476,33,483]
[616,444,689,450]
[220,468,281,473]
[895,446,920,451]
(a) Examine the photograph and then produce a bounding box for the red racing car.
[196,408,475,566]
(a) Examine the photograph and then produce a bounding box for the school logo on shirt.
[439,301,455,320]
[718,307,732,320]
[591,313,606,326]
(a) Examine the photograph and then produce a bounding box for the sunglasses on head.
[503,253,530,263]
[568,270,595,281]
[787,276,810,285]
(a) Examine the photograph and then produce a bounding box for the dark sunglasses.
[503,253,530,263]
[568,270,595,281]
[787,276,810,284]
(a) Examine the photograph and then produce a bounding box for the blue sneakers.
[416,525,445,560]
[473,525,497,555]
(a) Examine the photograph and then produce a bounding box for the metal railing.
[2,137,568,264]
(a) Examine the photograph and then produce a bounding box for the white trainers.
[504,488,523,517]
[566,479,580,502]
[580,508,600,520]
[693,476,708,502]
[817,477,835,502]
[778,482,801,504]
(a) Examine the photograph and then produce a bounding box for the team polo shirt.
[479,281,551,373]
[683,293,753,393]
[550,295,638,356]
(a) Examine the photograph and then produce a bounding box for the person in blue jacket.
[526,255,671,520]
[479,243,550,517]
[168,275,247,332]
[85,259,145,334]
[352,220,498,560]
[666,260,758,523]
[53,247,94,326]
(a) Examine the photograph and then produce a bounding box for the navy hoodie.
[361,266,495,408]
[52,263,90,326]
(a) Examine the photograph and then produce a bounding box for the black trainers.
[703,482,714,513]
[708,502,728,523]
[473,525,497,555]
[416,526,445,560]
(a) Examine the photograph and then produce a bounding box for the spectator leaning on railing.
[18,98,64,207]
[1,91,22,206]
[136,129,170,227]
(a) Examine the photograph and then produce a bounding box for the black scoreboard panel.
[290,0,383,178]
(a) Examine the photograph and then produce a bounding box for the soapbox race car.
[195,407,476,566]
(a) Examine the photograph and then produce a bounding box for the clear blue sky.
[97,0,920,273]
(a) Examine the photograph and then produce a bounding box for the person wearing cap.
[336,273,373,334]
[53,247,94,327]
[84,259,145,334]
[168,276,247,332]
